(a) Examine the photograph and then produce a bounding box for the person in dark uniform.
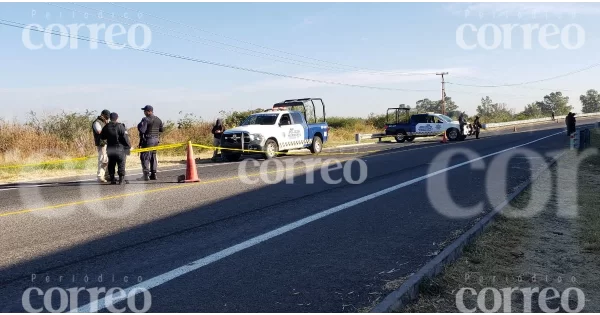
[473,116,482,139]
[100,112,132,185]
[565,112,576,136]
[211,118,224,162]
[568,112,577,135]
[458,112,467,136]
[137,105,164,181]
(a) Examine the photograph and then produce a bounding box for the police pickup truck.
[220,98,329,161]
[384,108,472,142]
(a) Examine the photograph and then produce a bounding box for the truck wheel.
[263,139,278,159]
[446,128,460,141]
[223,152,241,162]
[310,136,323,154]
[395,131,407,143]
[406,136,416,142]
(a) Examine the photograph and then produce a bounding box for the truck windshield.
[241,114,279,126]
[438,115,453,122]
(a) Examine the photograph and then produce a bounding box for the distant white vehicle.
[383,108,474,142]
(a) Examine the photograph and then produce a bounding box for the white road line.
[74,131,563,313]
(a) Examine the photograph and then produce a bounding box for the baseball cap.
[110,112,119,120]
[141,105,154,111]
[101,109,111,116]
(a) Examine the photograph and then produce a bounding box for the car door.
[431,115,445,135]
[278,113,303,149]
[413,114,434,135]
[290,112,309,147]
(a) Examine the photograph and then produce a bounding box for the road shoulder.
[399,140,600,312]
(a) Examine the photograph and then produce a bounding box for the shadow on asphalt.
[0,127,572,284]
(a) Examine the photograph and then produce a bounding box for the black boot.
[110,175,117,185]
[137,173,150,181]
[149,172,157,180]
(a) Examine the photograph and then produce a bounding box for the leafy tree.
[521,102,543,118]
[218,108,265,128]
[539,91,571,115]
[580,89,600,113]
[415,97,458,114]
[476,96,515,122]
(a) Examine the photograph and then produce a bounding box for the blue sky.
[1,2,600,126]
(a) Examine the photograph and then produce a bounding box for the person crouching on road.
[100,112,132,185]
[92,109,111,183]
[137,105,164,181]
[211,118,224,162]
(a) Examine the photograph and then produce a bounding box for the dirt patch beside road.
[399,131,600,312]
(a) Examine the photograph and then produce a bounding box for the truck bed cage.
[386,106,411,125]
[272,98,327,123]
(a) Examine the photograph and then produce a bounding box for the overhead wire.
[0,18,439,92]
[447,62,600,88]
[99,4,597,101]
[109,2,438,76]
[61,3,438,77]
[450,75,572,92]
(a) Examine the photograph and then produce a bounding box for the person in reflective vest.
[137,105,164,181]
[100,112,132,185]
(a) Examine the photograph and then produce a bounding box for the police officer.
[137,105,164,181]
[100,112,132,185]
[92,109,111,183]
[473,116,482,139]
[458,112,467,136]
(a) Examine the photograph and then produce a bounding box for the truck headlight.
[249,134,263,141]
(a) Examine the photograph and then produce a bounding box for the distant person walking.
[551,110,555,121]
[92,109,111,183]
[211,118,224,162]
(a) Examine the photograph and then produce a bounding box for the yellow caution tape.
[0,142,188,170]
[0,131,459,170]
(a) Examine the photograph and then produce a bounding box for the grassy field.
[0,109,588,182]
[0,110,384,182]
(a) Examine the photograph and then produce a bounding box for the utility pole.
[436,72,448,115]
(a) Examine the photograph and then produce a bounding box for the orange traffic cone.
[179,141,199,183]
[441,133,448,143]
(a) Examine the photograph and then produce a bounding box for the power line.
[451,75,572,92]
[447,63,600,88]
[108,2,438,77]
[56,2,432,76]
[86,2,600,91]
[0,19,439,92]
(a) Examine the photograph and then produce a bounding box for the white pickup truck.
[220,106,330,161]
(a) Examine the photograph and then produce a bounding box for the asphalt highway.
[0,117,597,312]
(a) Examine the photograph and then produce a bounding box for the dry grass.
[1,112,590,182]
[578,129,600,251]
[0,114,377,182]
[399,213,533,313]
